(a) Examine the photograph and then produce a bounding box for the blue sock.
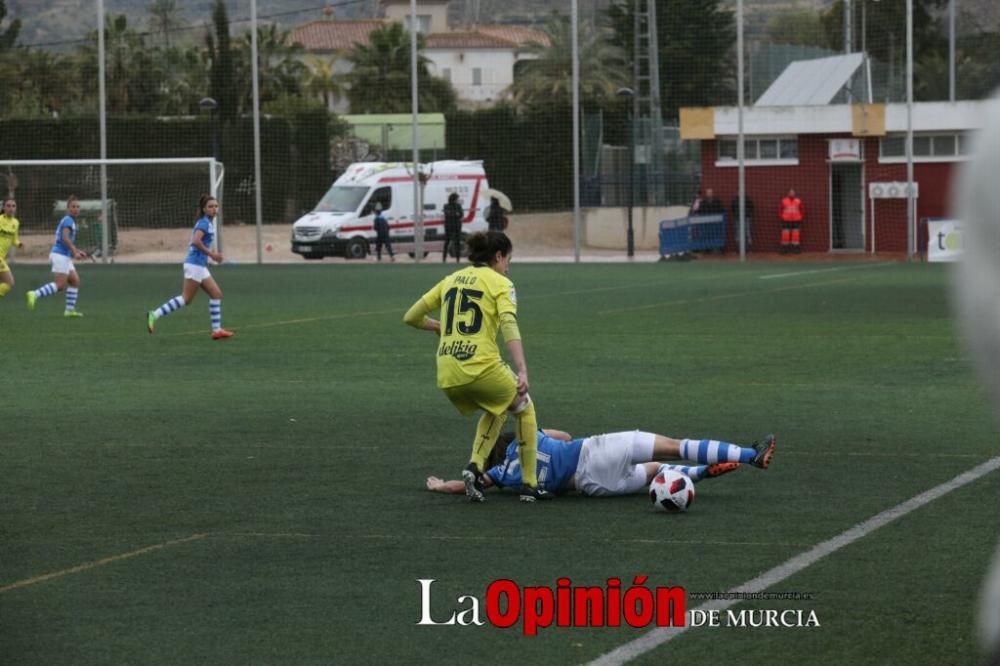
[34,282,58,299]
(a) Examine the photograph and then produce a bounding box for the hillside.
[7,0,998,51]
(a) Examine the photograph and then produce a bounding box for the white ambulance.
[290,160,491,260]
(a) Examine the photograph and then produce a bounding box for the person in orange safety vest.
[779,188,804,253]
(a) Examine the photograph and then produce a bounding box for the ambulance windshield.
[314,186,369,213]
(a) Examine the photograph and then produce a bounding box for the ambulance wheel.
[344,237,368,260]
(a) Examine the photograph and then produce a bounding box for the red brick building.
[684,101,987,254]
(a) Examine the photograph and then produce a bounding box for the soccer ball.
[649,469,695,513]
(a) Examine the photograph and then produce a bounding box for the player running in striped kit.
[146,195,233,339]
[26,195,87,317]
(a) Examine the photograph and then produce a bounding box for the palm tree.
[237,23,306,106]
[79,14,163,113]
[344,22,455,114]
[15,48,74,115]
[303,56,343,110]
[157,43,210,115]
[147,0,185,49]
[507,15,628,111]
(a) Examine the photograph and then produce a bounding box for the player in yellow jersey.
[404,231,551,503]
[0,198,24,298]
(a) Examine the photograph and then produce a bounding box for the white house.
[289,0,548,112]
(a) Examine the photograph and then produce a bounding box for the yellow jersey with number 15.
[417,264,518,389]
[0,213,20,259]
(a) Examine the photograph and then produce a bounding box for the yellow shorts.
[443,363,518,417]
[0,257,9,274]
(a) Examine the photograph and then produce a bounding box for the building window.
[879,132,968,162]
[716,136,798,166]
[405,15,431,34]
[472,68,482,86]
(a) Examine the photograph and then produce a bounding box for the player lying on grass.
[427,429,774,498]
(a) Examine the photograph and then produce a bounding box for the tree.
[78,14,164,114]
[206,0,236,122]
[0,0,21,114]
[147,0,185,49]
[157,43,211,115]
[506,14,628,111]
[606,0,736,120]
[236,24,306,107]
[13,48,75,116]
[303,56,344,109]
[819,0,946,66]
[765,9,827,49]
[343,22,455,114]
[0,0,20,51]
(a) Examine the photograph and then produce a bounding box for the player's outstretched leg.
[677,436,773,468]
[749,434,776,469]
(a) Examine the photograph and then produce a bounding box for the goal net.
[0,158,223,263]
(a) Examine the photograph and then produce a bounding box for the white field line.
[599,277,859,316]
[759,262,896,280]
[0,533,208,593]
[584,456,1000,666]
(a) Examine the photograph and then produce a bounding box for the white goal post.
[0,158,224,262]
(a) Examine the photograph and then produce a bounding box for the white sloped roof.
[755,53,864,106]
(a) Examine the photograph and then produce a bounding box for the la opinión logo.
[416,576,686,636]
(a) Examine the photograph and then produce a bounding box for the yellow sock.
[0,283,10,297]
[470,412,506,472]
[515,400,539,487]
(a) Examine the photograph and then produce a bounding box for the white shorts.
[183,263,211,283]
[49,252,75,275]
[574,431,656,497]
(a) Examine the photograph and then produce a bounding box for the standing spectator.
[403,231,551,503]
[26,195,88,317]
[372,203,395,262]
[0,197,24,299]
[146,194,233,339]
[779,188,804,253]
[688,191,703,215]
[731,193,755,251]
[698,187,725,216]
[486,196,506,232]
[442,193,463,262]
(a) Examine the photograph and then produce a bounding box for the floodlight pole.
[571,0,581,263]
[97,0,109,263]
[906,0,915,260]
[617,87,635,259]
[251,0,264,264]
[410,0,423,262]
